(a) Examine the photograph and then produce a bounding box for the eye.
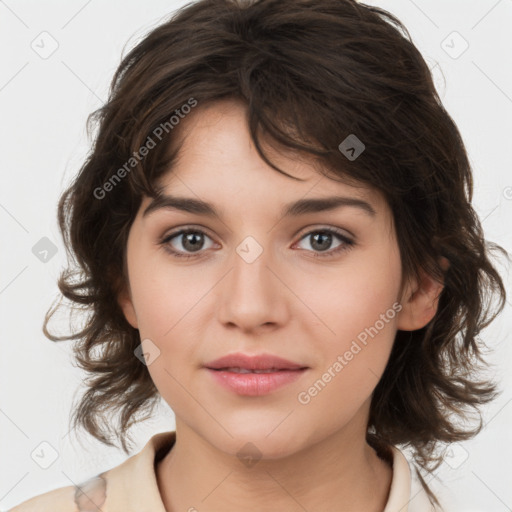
[159,226,355,260]
[294,228,355,258]
[159,228,217,259]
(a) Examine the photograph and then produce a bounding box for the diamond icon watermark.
[443,443,469,469]
[134,338,161,366]
[31,441,59,469]
[338,134,365,161]
[31,31,59,59]
[32,237,58,263]
[236,236,263,264]
[441,31,469,59]
[237,442,262,468]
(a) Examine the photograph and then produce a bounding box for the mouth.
[204,352,307,371]
[203,352,309,395]
[208,367,306,374]
[205,366,308,396]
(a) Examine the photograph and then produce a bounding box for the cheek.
[127,255,209,401]
[296,282,400,423]
[129,253,210,337]
[302,245,401,335]
[297,246,401,389]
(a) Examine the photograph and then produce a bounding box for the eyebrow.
[142,194,377,219]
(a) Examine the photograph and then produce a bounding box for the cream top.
[9,431,442,512]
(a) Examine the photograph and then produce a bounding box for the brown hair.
[44,0,508,505]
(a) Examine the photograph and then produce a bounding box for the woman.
[9,0,507,510]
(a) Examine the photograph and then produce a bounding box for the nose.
[216,240,290,334]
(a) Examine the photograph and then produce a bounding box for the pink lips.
[204,352,309,396]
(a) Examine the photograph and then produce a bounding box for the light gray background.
[1,1,511,510]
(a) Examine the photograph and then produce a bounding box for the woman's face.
[120,99,412,458]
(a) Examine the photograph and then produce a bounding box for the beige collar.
[99,431,433,512]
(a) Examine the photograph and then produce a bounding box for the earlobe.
[396,257,449,331]
[118,289,139,329]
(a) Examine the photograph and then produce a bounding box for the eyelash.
[159,226,355,260]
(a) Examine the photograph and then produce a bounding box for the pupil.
[183,232,203,252]
[311,232,331,252]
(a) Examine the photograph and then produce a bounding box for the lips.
[204,353,309,395]
[214,367,286,374]
[204,352,307,372]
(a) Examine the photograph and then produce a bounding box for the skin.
[119,98,445,512]
[74,474,107,511]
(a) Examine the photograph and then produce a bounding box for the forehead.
[145,99,388,220]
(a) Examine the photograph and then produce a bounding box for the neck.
[156,421,392,512]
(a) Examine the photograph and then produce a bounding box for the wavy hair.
[44,0,508,506]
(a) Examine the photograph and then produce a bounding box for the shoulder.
[389,445,446,512]
[7,482,79,512]
[7,431,175,512]
[8,473,107,512]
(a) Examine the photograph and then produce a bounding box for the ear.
[396,257,450,331]
[118,286,139,330]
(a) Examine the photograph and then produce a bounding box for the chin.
[211,425,306,462]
